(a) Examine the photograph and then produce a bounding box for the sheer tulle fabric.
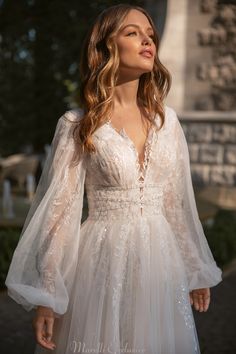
[5,110,86,317]
[5,105,222,354]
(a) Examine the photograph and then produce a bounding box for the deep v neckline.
[106,119,156,179]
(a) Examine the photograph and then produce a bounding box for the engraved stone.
[191,164,210,185]
[199,145,224,164]
[210,165,236,185]
[212,124,236,143]
[225,146,236,164]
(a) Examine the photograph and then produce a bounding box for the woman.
[5,4,222,354]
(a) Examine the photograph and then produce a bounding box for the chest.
[107,117,152,162]
[85,117,178,188]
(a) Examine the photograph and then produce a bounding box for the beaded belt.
[86,185,164,220]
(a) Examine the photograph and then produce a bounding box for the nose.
[142,34,152,46]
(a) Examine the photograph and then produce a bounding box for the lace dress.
[5,105,222,354]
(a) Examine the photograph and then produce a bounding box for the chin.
[138,62,154,71]
[118,64,153,78]
[139,66,153,74]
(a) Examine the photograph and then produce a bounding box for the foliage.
[203,209,236,269]
[0,227,21,289]
[0,0,144,156]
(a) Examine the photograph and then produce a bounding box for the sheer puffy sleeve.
[162,107,222,291]
[5,109,87,317]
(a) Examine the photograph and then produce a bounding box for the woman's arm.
[162,107,222,292]
[5,109,86,317]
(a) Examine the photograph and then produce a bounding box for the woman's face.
[114,9,156,78]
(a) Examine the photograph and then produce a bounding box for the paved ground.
[0,263,235,354]
[193,264,236,354]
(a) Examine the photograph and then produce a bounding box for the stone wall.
[179,111,236,186]
[196,0,236,111]
[158,0,236,111]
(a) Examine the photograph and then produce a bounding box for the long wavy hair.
[72,3,171,164]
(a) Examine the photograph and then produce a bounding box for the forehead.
[121,9,153,29]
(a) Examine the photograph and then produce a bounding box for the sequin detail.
[176,283,199,353]
[86,185,164,220]
[6,106,222,354]
[105,119,158,216]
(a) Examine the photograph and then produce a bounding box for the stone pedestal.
[158,0,189,112]
[153,0,236,189]
[180,110,236,187]
[158,0,236,112]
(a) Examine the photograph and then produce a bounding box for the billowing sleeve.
[5,109,87,317]
[162,107,222,291]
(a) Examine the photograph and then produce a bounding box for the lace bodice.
[85,115,160,219]
[5,105,222,317]
[84,109,180,220]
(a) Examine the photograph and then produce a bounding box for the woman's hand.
[32,306,56,350]
[189,287,211,312]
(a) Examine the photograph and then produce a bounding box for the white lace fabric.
[6,110,87,315]
[5,105,222,354]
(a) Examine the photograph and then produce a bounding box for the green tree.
[0,0,144,155]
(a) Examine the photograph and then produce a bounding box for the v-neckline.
[106,119,156,177]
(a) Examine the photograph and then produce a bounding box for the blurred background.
[0,0,235,353]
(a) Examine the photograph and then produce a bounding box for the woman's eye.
[127,32,155,41]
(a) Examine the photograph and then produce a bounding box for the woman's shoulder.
[62,107,84,123]
[163,104,181,130]
[164,104,178,121]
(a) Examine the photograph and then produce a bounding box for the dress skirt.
[34,214,200,354]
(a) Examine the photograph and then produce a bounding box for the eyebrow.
[121,24,154,32]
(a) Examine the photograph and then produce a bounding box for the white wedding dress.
[5,105,222,354]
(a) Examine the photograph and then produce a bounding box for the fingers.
[33,316,56,350]
[190,289,211,312]
[203,295,211,312]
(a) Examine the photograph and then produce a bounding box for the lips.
[139,49,154,58]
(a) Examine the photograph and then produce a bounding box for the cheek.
[117,42,139,63]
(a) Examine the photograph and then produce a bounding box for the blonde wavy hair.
[72,3,171,163]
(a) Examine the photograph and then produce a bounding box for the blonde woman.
[5,4,222,354]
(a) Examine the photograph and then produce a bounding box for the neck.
[113,77,139,109]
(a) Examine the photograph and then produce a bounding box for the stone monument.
[152,0,236,189]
